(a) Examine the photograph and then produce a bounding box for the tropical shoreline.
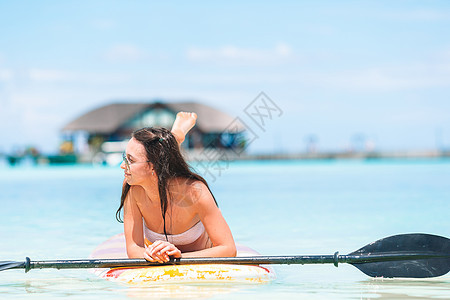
[2,149,449,167]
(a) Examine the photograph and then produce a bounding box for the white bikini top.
[143,220,205,246]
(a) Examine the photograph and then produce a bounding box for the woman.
[117,112,236,263]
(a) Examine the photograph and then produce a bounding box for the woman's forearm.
[126,244,146,259]
[181,244,236,258]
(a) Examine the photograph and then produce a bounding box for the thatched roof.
[62,101,244,134]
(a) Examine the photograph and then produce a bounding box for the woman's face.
[121,137,153,185]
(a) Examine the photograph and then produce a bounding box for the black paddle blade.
[0,261,24,272]
[349,233,450,278]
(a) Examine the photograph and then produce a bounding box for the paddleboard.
[89,233,276,285]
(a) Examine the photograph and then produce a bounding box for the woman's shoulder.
[170,178,211,205]
[173,177,207,193]
[170,177,203,188]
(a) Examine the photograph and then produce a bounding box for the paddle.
[1,233,449,278]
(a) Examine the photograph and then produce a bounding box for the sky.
[1,0,450,155]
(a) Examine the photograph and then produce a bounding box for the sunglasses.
[122,153,150,171]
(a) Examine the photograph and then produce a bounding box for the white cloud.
[151,59,450,91]
[300,62,450,91]
[0,69,12,81]
[25,68,132,85]
[28,69,72,82]
[104,44,145,62]
[274,43,293,57]
[435,48,450,61]
[384,9,450,21]
[0,53,11,81]
[81,72,133,85]
[186,43,294,65]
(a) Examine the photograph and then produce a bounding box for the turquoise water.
[0,159,449,299]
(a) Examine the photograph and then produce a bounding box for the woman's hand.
[144,240,181,263]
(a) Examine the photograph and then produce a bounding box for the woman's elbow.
[126,249,136,258]
[226,243,237,257]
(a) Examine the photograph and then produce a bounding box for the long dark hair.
[116,127,217,238]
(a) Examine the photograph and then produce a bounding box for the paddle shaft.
[8,252,448,272]
[2,233,449,278]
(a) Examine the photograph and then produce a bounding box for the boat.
[89,233,276,284]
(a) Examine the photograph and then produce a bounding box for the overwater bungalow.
[62,101,246,164]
